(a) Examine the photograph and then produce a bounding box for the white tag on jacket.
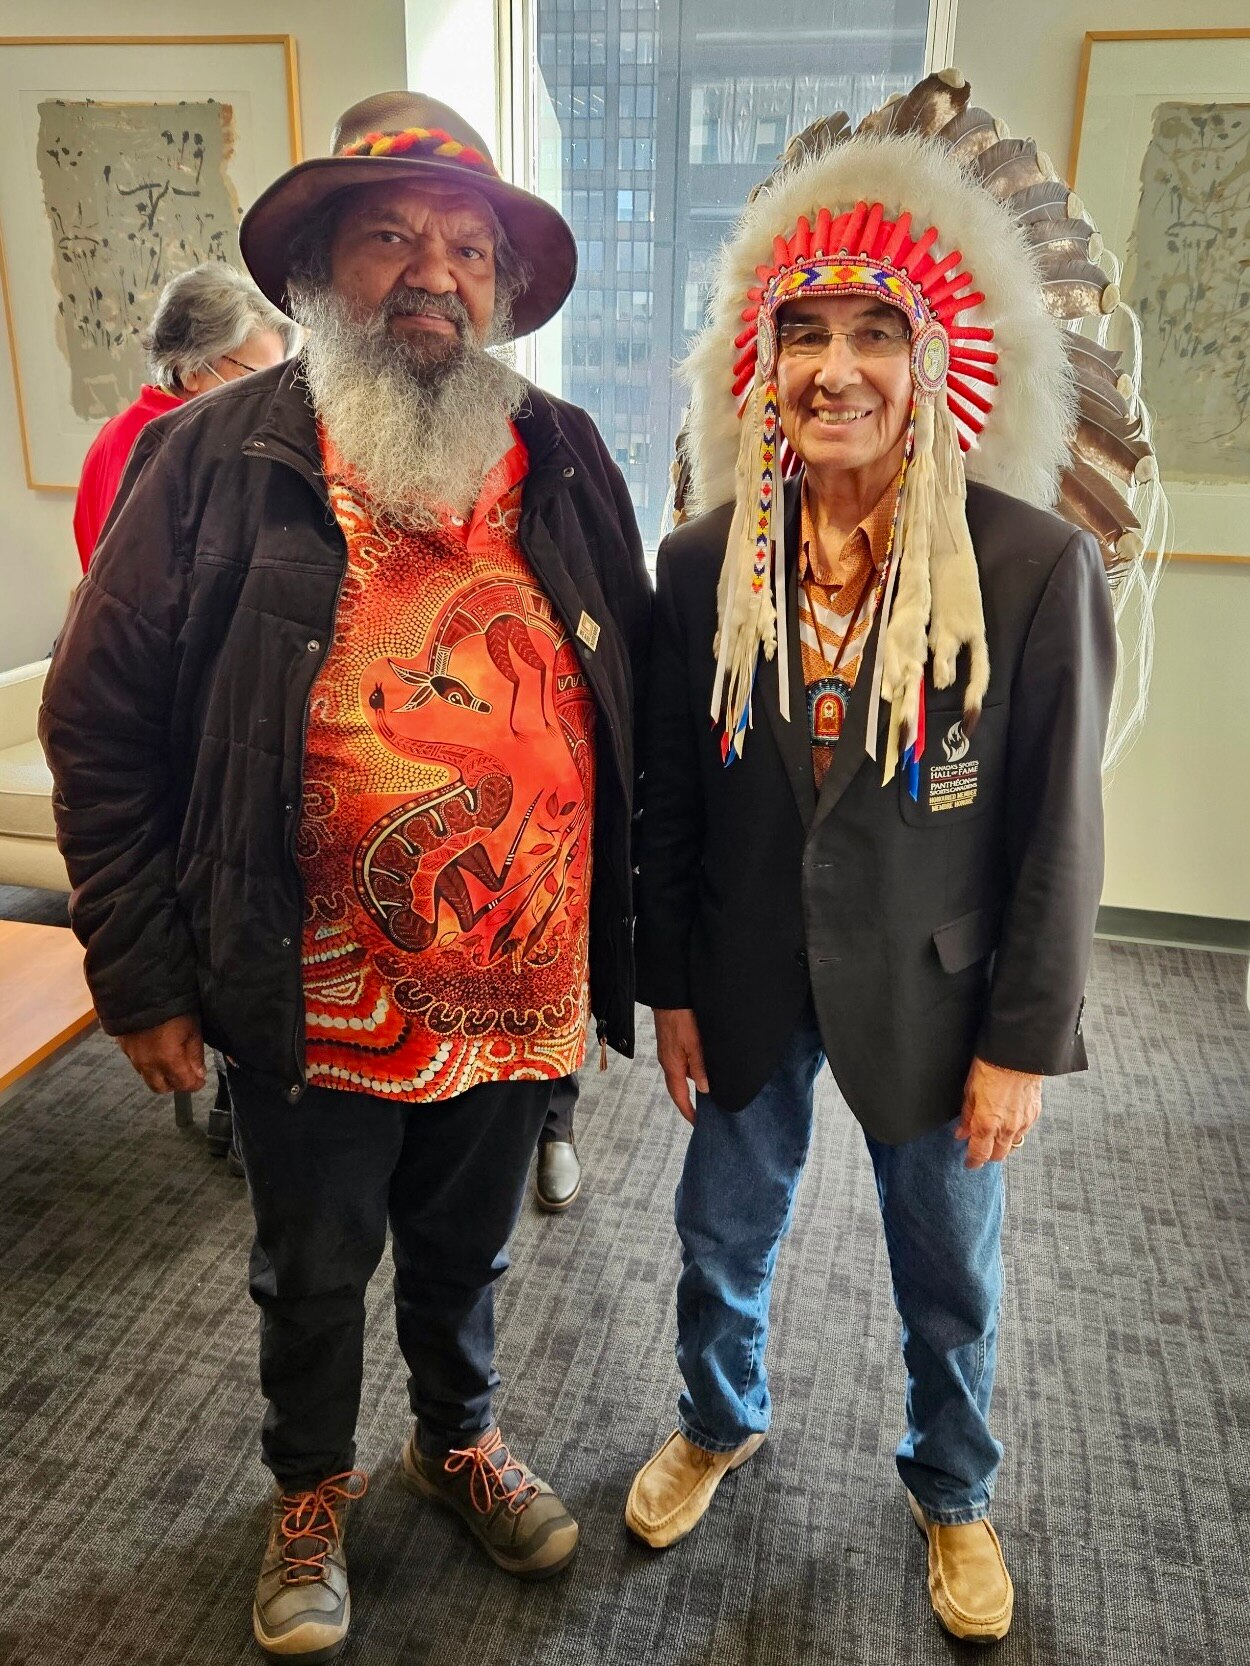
[576,611,601,651]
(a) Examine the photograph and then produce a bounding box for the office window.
[529,0,931,545]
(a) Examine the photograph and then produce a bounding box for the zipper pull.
[597,1019,609,1073]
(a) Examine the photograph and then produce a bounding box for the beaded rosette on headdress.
[714,204,993,786]
[687,68,1167,781]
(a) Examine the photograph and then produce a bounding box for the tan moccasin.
[907,1490,1014,1642]
[625,1430,765,1548]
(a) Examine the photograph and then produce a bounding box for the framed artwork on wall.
[0,34,301,492]
[1070,30,1250,565]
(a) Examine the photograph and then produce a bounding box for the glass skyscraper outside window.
[532,0,930,545]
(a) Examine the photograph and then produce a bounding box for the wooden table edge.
[0,1009,99,1094]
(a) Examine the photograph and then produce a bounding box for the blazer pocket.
[932,907,998,974]
[899,700,1006,827]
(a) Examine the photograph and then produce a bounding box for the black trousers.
[229,1070,552,1491]
[541,1073,580,1143]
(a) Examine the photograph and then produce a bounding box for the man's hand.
[653,1007,708,1125]
[117,1014,206,1096]
[956,1057,1042,1168]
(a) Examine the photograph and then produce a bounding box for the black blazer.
[634,477,1116,1141]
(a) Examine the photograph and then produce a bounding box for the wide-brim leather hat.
[239,90,577,338]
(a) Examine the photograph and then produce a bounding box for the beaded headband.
[713,204,997,780]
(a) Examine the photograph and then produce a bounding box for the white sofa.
[0,659,70,892]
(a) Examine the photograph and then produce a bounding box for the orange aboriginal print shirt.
[798,475,900,790]
[298,428,596,1101]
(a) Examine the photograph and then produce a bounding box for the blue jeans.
[674,1017,1004,1525]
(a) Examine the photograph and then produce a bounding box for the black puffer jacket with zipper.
[40,361,651,1101]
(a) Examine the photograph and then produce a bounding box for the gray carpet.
[1,882,1248,1665]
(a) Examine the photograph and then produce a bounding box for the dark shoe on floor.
[401,1426,578,1578]
[252,1471,367,1661]
[535,1139,581,1211]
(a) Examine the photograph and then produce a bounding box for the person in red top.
[72,262,295,569]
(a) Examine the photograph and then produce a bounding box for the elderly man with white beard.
[40,93,650,1661]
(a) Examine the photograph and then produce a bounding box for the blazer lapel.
[758,481,817,827]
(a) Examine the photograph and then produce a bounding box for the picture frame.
[0,34,302,492]
[1069,30,1250,566]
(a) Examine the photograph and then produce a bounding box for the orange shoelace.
[444,1428,539,1516]
[277,1471,368,1585]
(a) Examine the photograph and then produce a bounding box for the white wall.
[953,0,1250,922]
[6,0,1246,920]
[0,0,407,671]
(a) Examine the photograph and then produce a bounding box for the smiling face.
[328,180,500,351]
[775,293,914,481]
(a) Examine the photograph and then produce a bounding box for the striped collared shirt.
[798,475,900,788]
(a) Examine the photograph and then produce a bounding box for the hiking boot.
[400,1426,578,1578]
[252,1471,367,1661]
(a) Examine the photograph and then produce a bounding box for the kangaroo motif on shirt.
[355,578,592,965]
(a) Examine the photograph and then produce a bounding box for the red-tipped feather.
[793,216,812,260]
[918,249,962,294]
[950,326,995,342]
[957,430,972,452]
[827,211,851,251]
[946,392,985,434]
[900,225,939,275]
[812,207,833,256]
[734,325,756,349]
[949,345,998,365]
[841,200,869,253]
[939,290,985,318]
[948,358,998,386]
[947,373,993,414]
[772,235,790,267]
[732,366,755,398]
[734,345,757,377]
[746,286,764,303]
[755,264,775,283]
[740,304,760,323]
[925,271,975,309]
[861,202,884,256]
[880,211,912,266]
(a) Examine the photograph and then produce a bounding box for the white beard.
[290,285,526,526]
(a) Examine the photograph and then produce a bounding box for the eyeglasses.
[777,322,910,360]
[205,354,264,385]
[219,354,262,377]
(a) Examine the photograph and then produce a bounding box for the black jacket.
[634,477,1116,1141]
[40,362,651,1097]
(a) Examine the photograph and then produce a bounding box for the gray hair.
[141,263,298,393]
[286,188,532,339]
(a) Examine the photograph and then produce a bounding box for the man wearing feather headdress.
[626,69,1158,1642]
